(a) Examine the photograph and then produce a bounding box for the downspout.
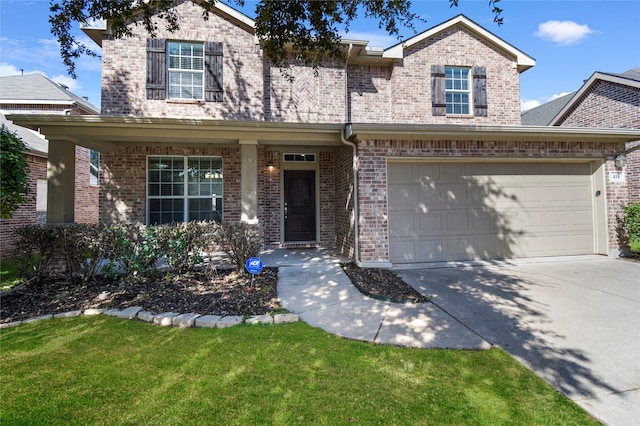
[341,43,360,264]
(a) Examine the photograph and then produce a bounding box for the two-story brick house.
[10,1,640,266]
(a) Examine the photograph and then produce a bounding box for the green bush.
[213,222,263,274]
[12,225,61,283]
[622,202,640,251]
[99,223,160,282]
[156,221,216,274]
[59,223,105,282]
[0,125,30,219]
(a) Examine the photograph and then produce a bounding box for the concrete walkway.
[265,248,490,349]
[268,249,639,426]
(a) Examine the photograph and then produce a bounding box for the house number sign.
[609,171,626,183]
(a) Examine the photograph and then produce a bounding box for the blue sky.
[1,0,638,112]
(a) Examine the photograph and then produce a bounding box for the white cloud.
[50,74,80,92]
[535,20,595,45]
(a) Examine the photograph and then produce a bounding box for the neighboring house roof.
[521,67,640,126]
[384,15,535,72]
[551,68,640,126]
[0,74,99,114]
[1,113,48,157]
[521,92,574,126]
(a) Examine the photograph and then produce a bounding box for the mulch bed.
[341,263,429,303]
[1,263,428,324]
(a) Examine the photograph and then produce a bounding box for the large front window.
[147,156,223,224]
[167,42,204,100]
[445,66,471,115]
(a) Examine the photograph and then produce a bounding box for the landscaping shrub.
[99,223,160,282]
[155,221,216,274]
[213,222,263,273]
[59,223,105,282]
[621,202,640,253]
[12,224,61,283]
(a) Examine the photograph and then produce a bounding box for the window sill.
[446,114,474,119]
[166,99,205,105]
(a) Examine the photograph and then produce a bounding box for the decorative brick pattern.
[355,139,625,263]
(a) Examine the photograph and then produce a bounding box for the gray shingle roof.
[0,74,98,114]
[521,92,574,126]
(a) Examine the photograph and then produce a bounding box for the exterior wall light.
[614,153,627,168]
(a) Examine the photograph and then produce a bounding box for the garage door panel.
[388,162,595,263]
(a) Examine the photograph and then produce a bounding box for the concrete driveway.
[399,256,640,426]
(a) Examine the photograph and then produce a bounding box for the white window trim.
[445,66,472,115]
[167,41,205,101]
[146,155,223,224]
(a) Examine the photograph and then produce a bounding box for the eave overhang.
[349,123,640,144]
[7,115,345,152]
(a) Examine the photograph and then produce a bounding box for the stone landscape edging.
[0,307,299,330]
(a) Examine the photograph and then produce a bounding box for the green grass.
[0,258,22,291]
[630,240,640,254]
[0,317,598,425]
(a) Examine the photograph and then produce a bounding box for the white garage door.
[388,162,595,263]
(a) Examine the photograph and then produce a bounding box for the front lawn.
[1,317,598,425]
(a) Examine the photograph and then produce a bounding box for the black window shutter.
[431,65,446,116]
[473,66,487,117]
[146,39,166,100]
[205,41,223,102]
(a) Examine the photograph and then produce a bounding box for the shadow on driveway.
[400,257,640,425]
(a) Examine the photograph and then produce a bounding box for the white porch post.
[46,138,76,223]
[239,139,258,224]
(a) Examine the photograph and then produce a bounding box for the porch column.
[47,138,76,223]
[239,139,258,224]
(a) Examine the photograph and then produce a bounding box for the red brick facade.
[0,154,47,256]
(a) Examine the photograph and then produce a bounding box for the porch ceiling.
[7,115,346,152]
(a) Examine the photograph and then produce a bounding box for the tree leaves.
[0,125,30,219]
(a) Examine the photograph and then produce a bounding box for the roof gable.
[550,68,640,125]
[383,15,535,72]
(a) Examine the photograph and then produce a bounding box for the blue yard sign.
[245,257,263,275]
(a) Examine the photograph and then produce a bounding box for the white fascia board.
[0,100,75,106]
[550,72,640,125]
[383,15,535,71]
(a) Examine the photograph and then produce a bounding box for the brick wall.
[318,151,335,245]
[101,1,264,119]
[260,149,281,245]
[100,145,241,224]
[355,139,625,264]
[0,154,47,255]
[334,145,356,257]
[74,146,99,223]
[555,80,640,205]
[101,3,523,126]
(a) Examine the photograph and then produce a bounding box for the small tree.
[0,125,30,219]
[213,222,263,274]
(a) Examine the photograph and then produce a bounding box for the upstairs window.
[146,39,223,102]
[445,67,470,115]
[168,42,204,100]
[432,65,487,117]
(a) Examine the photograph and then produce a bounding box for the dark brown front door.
[284,170,316,242]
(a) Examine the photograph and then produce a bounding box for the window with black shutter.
[431,65,488,117]
[146,38,223,102]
